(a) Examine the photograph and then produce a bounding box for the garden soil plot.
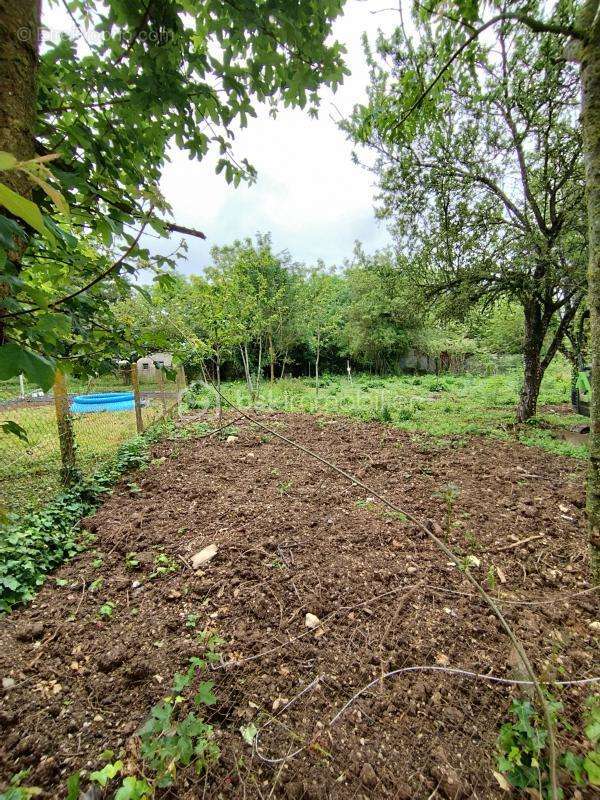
[0,412,598,799]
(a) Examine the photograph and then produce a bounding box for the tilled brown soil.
[0,412,598,799]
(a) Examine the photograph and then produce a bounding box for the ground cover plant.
[0,422,170,612]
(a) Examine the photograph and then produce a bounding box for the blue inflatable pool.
[70,391,135,413]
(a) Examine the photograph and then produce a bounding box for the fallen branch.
[490,533,545,553]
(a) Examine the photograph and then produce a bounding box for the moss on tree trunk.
[581,3,600,582]
[0,0,41,343]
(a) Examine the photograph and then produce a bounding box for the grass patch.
[0,400,168,517]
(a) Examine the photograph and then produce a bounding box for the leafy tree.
[209,234,298,390]
[348,6,585,420]
[0,0,348,384]
[342,246,424,373]
[469,302,525,357]
[302,265,346,391]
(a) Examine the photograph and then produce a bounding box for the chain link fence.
[0,365,185,519]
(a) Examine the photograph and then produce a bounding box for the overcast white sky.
[46,1,399,273]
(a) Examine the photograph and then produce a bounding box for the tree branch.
[389,12,583,137]
[0,221,149,321]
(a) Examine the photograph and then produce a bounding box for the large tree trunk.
[0,0,39,180]
[0,0,41,343]
[581,13,600,582]
[517,300,545,422]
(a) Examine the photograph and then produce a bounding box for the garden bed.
[0,412,597,799]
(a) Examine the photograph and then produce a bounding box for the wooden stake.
[176,365,187,415]
[131,362,144,434]
[53,370,77,485]
[157,368,168,416]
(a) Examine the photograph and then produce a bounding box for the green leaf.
[0,183,54,243]
[194,680,217,707]
[65,772,80,800]
[584,750,600,785]
[0,152,17,171]
[114,776,152,800]
[0,214,26,250]
[172,671,192,693]
[89,760,123,787]
[0,344,56,391]
[1,421,29,443]
[240,722,258,745]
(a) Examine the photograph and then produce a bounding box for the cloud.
[156,0,399,271]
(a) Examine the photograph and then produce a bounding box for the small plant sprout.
[383,509,407,522]
[125,552,140,570]
[91,553,104,569]
[464,530,481,552]
[487,564,496,591]
[127,481,142,494]
[356,497,377,511]
[99,601,115,619]
[277,479,293,496]
[150,552,179,578]
[186,613,199,629]
[434,482,461,536]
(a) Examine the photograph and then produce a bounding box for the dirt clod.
[360,763,378,788]
[15,621,44,642]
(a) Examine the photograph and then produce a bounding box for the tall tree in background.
[349,9,586,420]
[209,234,297,387]
[343,246,424,372]
[302,265,346,390]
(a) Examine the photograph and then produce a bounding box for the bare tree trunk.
[254,336,262,401]
[279,351,288,379]
[315,330,321,396]
[517,300,545,422]
[0,0,41,344]
[268,334,275,382]
[581,12,600,581]
[240,344,253,396]
[215,352,222,429]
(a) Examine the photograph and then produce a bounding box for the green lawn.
[0,399,169,518]
[192,358,587,459]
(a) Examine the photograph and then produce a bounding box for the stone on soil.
[192,544,218,569]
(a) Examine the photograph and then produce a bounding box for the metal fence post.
[53,370,77,485]
[131,362,144,434]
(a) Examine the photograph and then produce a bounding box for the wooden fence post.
[157,368,168,417]
[131,362,144,434]
[176,365,187,415]
[53,370,77,485]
